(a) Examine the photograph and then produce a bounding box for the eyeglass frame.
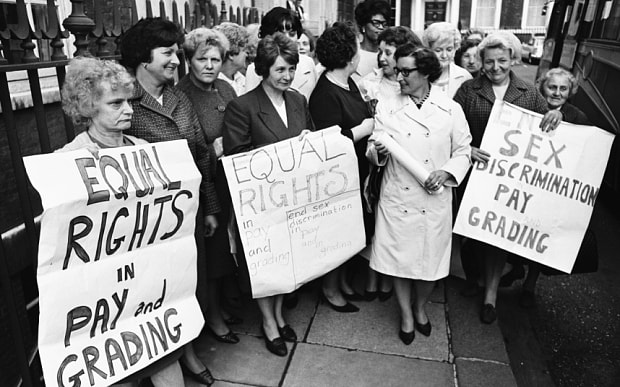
[394,67,419,77]
[369,19,388,29]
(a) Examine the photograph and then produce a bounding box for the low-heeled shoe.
[414,319,432,337]
[343,291,365,301]
[278,324,297,342]
[180,361,215,386]
[364,290,378,301]
[207,326,240,344]
[480,303,497,324]
[320,293,360,313]
[398,329,415,345]
[261,327,287,356]
[378,288,393,301]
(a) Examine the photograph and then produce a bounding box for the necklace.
[409,86,430,108]
[326,72,350,91]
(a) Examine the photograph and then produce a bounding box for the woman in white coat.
[367,45,471,345]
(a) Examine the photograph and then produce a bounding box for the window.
[526,0,547,27]
[475,0,497,28]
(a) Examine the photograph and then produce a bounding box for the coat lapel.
[503,71,527,104]
[255,86,290,140]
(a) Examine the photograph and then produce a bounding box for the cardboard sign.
[24,140,204,386]
[454,101,614,273]
[222,127,365,298]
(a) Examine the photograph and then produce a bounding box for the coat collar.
[132,81,179,120]
[255,84,300,140]
[400,86,450,128]
[470,71,529,104]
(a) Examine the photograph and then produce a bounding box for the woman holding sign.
[366,45,472,345]
[59,57,189,386]
[453,31,562,324]
[223,32,314,357]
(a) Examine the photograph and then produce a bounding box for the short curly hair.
[120,18,184,71]
[478,31,522,62]
[537,68,579,97]
[422,22,461,50]
[62,57,134,129]
[315,21,358,71]
[254,32,299,77]
[214,22,249,57]
[454,39,480,67]
[378,26,422,48]
[259,7,302,39]
[394,44,442,83]
[184,28,229,61]
[354,0,391,29]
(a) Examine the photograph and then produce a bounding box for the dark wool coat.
[126,81,220,215]
[453,71,549,148]
[561,102,590,125]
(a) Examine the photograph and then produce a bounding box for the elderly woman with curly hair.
[120,17,219,386]
[176,27,244,345]
[422,22,472,97]
[214,22,250,96]
[455,39,482,78]
[59,56,189,386]
[454,31,562,324]
[354,0,392,78]
[309,21,375,312]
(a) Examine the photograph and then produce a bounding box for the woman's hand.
[471,146,491,164]
[298,129,312,141]
[213,137,224,158]
[204,215,218,237]
[540,110,563,132]
[424,170,452,192]
[352,118,375,141]
[373,139,390,156]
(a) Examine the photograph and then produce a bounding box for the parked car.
[520,33,545,64]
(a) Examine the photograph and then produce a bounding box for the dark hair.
[354,0,391,29]
[254,32,299,77]
[120,18,184,71]
[454,39,480,68]
[378,26,422,48]
[315,22,358,71]
[394,44,442,83]
[259,7,302,39]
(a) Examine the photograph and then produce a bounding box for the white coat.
[366,88,472,280]
[432,62,472,98]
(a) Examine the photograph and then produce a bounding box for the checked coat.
[453,71,549,148]
[126,81,221,215]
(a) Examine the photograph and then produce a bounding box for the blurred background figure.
[354,0,392,79]
[120,17,219,386]
[298,28,318,65]
[245,7,317,100]
[367,45,471,345]
[455,39,482,78]
[310,21,375,312]
[465,28,485,43]
[422,22,471,97]
[177,27,243,346]
[223,32,314,357]
[215,22,250,96]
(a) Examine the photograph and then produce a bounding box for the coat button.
[404,187,410,191]
[421,209,426,214]
[404,209,408,213]
[424,159,429,164]
[425,132,430,137]
[407,133,411,137]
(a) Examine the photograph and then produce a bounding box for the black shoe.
[320,293,360,313]
[499,265,525,287]
[398,329,415,345]
[343,291,365,301]
[206,325,240,344]
[278,324,297,342]
[223,315,243,325]
[519,290,536,308]
[364,290,378,301]
[378,288,393,301]
[283,293,299,309]
[180,361,215,386]
[480,303,497,324]
[261,326,287,356]
[414,319,432,337]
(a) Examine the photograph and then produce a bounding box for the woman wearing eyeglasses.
[354,0,392,78]
[367,45,472,344]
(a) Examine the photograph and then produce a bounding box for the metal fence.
[0,1,260,385]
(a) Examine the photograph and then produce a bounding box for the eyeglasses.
[370,19,388,29]
[394,67,418,77]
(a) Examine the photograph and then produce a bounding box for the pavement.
[187,276,517,387]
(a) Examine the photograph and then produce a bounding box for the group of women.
[56,0,591,384]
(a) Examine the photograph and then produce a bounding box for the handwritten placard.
[222,127,365,298]
[454,101,614,272]
[24,140,204,387]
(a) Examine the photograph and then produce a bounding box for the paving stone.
[283,343,454,387]
[194,333,290,386]
[446,277,510,363]
[307,296,450,361]
[455,358,517,387]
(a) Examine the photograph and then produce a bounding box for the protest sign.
[222,127,365,298]
[24,140,204,387]
[454,101,614,273]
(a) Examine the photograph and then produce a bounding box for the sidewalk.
[188,276,517,387]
